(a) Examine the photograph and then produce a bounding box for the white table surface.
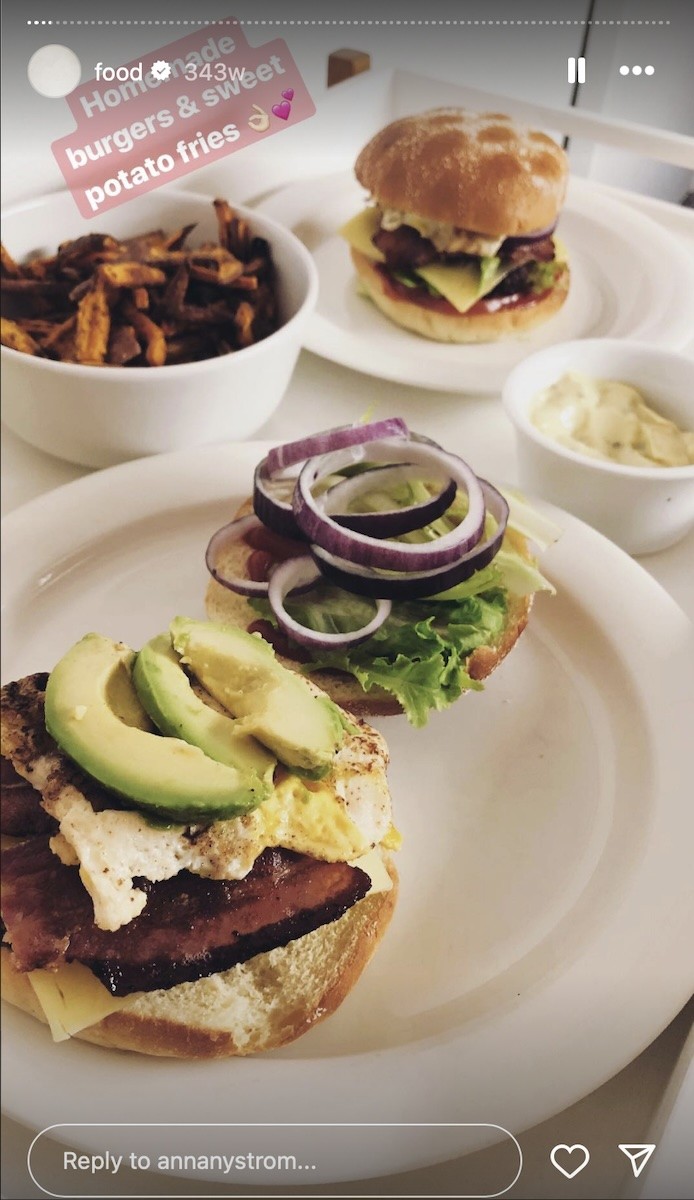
[1,172,693,1199]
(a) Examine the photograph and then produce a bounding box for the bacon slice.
[372,225,438,270]
[1,757,56,837]
[1,837,370,996]
[1,673,139,814]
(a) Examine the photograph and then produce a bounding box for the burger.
[0,619,398,1057]
[340,108,570,343]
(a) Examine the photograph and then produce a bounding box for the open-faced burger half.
[1,620,398,1058]
[204,420,560,727]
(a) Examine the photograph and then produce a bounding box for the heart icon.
[282,89,294,101]
[272,101,291,121]
[550,1144,590,1180]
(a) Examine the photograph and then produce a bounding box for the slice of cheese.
[350,847,393,895]
[28,962,136,1042]
[339,207,385,262]
[414,260,517,314]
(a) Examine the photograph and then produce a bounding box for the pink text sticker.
[52,19,315,218]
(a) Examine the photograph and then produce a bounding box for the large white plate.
[256,173,694,394]
[2,443,693,1184]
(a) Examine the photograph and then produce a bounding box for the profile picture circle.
[28,44,82,98]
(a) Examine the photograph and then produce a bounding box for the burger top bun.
[355,108,569,237]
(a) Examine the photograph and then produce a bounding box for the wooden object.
[327,49,371,88]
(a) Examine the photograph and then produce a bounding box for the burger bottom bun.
[204,505,533,719]
[352,249,570,343]
[1,857,397,1059]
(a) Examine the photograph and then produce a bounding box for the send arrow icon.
[619,1144,656,1178]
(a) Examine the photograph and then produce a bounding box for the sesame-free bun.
[356,108,568,236]
[1,858,397,1058]
[205,502,534,718]
[352,249,570,344]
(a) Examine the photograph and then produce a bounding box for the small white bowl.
[1,189,318,468]
[503,340,694,555]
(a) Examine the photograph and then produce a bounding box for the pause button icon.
[568,57,586,83]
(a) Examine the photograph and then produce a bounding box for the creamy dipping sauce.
[531,372,694,468]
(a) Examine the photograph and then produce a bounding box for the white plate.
[256,173,694,394]
[2,443,693,1184]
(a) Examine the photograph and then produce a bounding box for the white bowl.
[503,340,694,555]
[1,189,318,468]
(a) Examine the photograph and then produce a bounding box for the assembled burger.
[341,108,570,342]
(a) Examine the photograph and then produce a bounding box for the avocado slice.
[104,655,155,732]
[133,633,276,785]
[45,633,269,823]
[170,617,345,777]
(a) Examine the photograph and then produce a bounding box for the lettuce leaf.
[528,259,565,293]
[479,255,502,291]
[500,487,563,553]
[250,586,508,728]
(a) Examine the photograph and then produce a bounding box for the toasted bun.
[356,108,568,236]
[352,249,570,344]
[1,858,397,1058]
[205,501,533,718]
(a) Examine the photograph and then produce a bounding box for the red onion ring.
[310,482,509,600]
[206,514,314,599]
[323,464,457,536]
[294,440,485,570]
[253,461,304,539]
[268,556,392,648]
[502,222,557,249]
[254,419,412,539]
[264,417,409,476]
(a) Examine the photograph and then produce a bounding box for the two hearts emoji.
[272,89,294,121]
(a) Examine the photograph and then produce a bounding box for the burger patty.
[486,263,537,298]
[1,835,370,996]
[372,224,556,276]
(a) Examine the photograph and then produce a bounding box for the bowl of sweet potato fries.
[1,189,317,466]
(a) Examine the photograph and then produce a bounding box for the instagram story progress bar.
[567,57,586,84]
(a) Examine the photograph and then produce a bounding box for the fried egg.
[41,719,396,932]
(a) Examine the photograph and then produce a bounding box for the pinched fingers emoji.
[248,104,270,132]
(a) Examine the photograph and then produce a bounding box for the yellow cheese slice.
[350,848,393,894]
[28,962,136,1042]
[414,260,520,314]
[339,207,385,262]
